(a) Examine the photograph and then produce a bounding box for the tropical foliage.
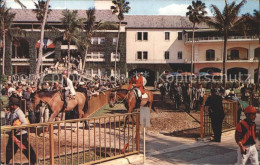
[186,0,208,73]
[111,0,130,78]
[206,0,246,87]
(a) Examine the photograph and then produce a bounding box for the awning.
[36,39,55,49]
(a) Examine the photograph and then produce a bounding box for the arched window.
[231,49,239,59]
[206,49,215,61]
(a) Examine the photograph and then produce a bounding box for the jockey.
[62,71,76,108]
[134,72,145,106]
[128,75,137,90]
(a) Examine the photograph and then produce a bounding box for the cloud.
[6,0,37,9]
[158,3,189,16]
[158,3,213,16]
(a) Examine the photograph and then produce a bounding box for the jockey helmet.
[244,106,257,114]
[62,70,68,76]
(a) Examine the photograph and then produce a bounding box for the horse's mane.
[36,90,59,98]
[116,89,129,95]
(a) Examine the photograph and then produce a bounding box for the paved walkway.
[132,129,260,165]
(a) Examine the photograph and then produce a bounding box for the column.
[249,44,254,60]
[15,66,18,74]
[194,45,199,62]
[248,67,255,83]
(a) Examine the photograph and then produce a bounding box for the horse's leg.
[39,107,44,123]
[45,107,49,122]
[45,110,60,132]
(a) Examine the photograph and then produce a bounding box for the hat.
[79,82,85,85]
[244,106,257,114]
[62,70,68,76]
[9,97,20,106]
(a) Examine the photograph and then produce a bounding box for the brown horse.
[109,88,154,114]
[31,90,88,125]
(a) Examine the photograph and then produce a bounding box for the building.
[125,15,259,84]
[1,0,259,84]
[0,8,126,77]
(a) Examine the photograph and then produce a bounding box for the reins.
[113,90,129,106]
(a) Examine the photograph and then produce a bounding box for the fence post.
[200,105,204,138]
[234,101,238,125]
[49,124,55,165]
[136,113,140,154]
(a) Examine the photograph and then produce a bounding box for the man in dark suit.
[205,88,225,142]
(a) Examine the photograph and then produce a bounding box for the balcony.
[86,54,105,62]
[185,35,259,43]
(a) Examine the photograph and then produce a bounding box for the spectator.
[205,88,225,142]
[3,97,37,164]
[235,106,258,165]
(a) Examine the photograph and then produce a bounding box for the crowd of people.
[1,72,125,123]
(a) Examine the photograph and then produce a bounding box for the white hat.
[79,82,85,85]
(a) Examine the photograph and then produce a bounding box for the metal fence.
[1,112,140,165]
[200,99,238,138]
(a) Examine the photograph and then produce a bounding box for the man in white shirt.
[7,83,16,97]
[62,71,76,108]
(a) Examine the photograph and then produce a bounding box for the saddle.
[133,88,148,99]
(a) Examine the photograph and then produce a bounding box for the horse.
[109,88,154,124]
[30,90,88,129]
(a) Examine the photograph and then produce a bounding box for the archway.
[12,38,29,58]
[199,67,221,74]
[227,67,248,81]
[255,47,260,59]
[129,68,155,86]
[227,47,248,60]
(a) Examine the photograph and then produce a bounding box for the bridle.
[110,90,129,106]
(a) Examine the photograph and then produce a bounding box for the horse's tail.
[83,92,88,113]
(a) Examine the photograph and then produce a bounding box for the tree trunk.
[257,59,260,87]
[191,23,195,74]
[35,0,50,81]
[79,45,89,82]
[67,41,70,72]
[223,35,227,88]
[2,31,5,75]
[115,20,121,79]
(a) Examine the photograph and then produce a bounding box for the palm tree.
[60,10,84,71]
[33,0,51,79]
[81,8,96,75]
[186,0,208,74]
[0,1,16,75]
[111,0,130,79]
[206,0,246,87]
[76,8,118,81]
[243,10,260,85]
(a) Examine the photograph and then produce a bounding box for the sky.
[6,0,259,16]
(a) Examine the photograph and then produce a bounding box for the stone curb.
[96,154,143,165]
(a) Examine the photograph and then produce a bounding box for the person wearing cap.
[77,82,87,93]
[3,97,36,164]
[205,88,225,142]
[62,70,76,108]
[225,91,242,122]
[235,106,258,165]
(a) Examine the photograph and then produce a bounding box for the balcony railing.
[186,35,258,42]
[86,54,105,62]
[227,56,248,60]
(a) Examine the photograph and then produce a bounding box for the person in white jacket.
[62,71,76,108]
